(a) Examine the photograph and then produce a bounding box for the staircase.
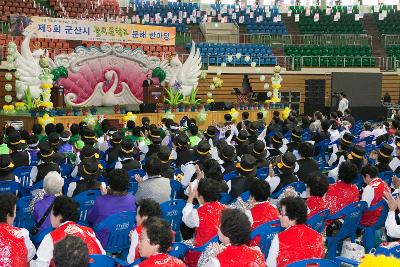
[362,14,387,59]
[282,15,300,35]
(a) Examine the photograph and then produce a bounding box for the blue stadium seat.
[73,189,101,226]
[161,199,186,242]
[249,220,282,258]
[307,209,330,233]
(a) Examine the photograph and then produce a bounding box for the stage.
[0,109,281,131]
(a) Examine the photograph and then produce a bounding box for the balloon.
[123,111,137,123]
[244,55,251,62]
[6,63,14,71]
[260,75,266,82]
[256,67,261,73]
[209,84,215,90]
[235,53,242,59]
[213,77,218,83]
[14,71,21,79]
[227,55,233,62]
[264,83,270,90]
[267,91,272,97]
[251,62,257,67]
[207,92,213,98]
[83,114,98,129]
[162,110,175,120]
[4,95,12,103]
[282,107,291,120]
[229,108,239,121]
[5,73,12,81]
[221,62,227,67]
[5,84,12,91]
[37,113,55,127]
[216,69,222,76]
[152,67,166,82]
[6,55,14,63]
[196,109,208,125]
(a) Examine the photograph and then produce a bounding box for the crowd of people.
[0,107,400,267]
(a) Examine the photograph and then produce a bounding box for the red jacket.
[250,201,279,230]
[139,253,185,267]
[0,223,28,267]
[325,181,359,215]
[361,178,389,226]
[306,196,328,218]
[217,245,265,266]
[277,224,324,267]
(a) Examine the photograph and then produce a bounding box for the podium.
[143,85,164,104]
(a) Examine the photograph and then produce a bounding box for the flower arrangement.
[164,86,183,106]
[2,105,15,114]
[15,102,25,111]
[183,87,202,106]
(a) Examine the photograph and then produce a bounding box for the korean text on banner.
[23,16,176,46]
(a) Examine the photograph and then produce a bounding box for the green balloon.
[152,67,166,82]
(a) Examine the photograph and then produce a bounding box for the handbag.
[31,201,54,235]
[340,240,366,262]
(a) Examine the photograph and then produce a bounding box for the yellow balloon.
[38,113,54,127]
[282,107,291,120]
[123,112,137,123]
[229,108,239,121]
[271,84,281,90]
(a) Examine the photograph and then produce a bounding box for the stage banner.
[22,16,176,45]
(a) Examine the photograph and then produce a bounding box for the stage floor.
[0,109,280,131]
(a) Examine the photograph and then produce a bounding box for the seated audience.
[360,165,390,227]
[71,145,100,177]
[266,132,284,158]
[127,199,162,263]
[284,127,302,156]
[30,142,61,184]
[384,191,400,238]
[105,131,123,166]
[115,140,141,172]
[229,154,257,198]
[53,235,89,267]
[325,161,359,215]
[237,111,251,131]
[69,123,80,146]
[157,146,174,179]
[219,144,237,174]
[306,172,329,217]
[174,133,195,166]
[234,130,250,157]
[295,142,319,184]
[8,131,30,168]
[266,152,298,195]
[358,122,373,147]
[33,196,105,265]
[376,144,394,173]
[136,157,171,204]
[267,196,324,267]
[203,208,265,267]
[183,178,226,267]
[57,131,74,154]
[33,123,46,142]
[0,194,36,265]
[26,135,40,164]
[250,140,268,169]
[137,217,185,266]
[309,111,323,133]
[327,132,353,167]
[188,125,202,147]
[0,154,18,182]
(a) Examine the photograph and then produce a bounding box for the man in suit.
[142,74,154,88]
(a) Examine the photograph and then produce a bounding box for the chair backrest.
[375,242,400,258]
[286,259,339,267]
[169,242,189,259]
[89,254,117,267]
[219,192,233,204]
[250,220,282,257]
[239,191,250,202]
[223,171,237,182]
[128,169,146,178]
[307,209,330,233]
[127,168,145,195]
[99,160,107,170]
[328,201,367,242]
[190,235,219,253]
[0,180,22,196]
[366,199,388,229]
[31,226,53,246]
[13,166,33,188]
[60,163,74,180]
[73,190,101,226]
[170,180,182,199]
[14,195,36,231]
[315,139,330,160]
[378,171,396,186]
[94,211,136,253]
[161,199,186,241]
[256,167,269,180]
[271,182,306,199]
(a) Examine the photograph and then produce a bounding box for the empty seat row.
[284,45,372,57]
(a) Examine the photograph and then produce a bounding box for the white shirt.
[338,98,349,113]
[126,228,139,264]
[66,181,106,197]
[385,211,400,238]
[31,222,105,267]
[13,227,36,263]
[266,234,280,267]
[266,175,281,194]
[361,185,375,207]
[182,203,200,228]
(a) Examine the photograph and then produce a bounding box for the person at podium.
[142,74,154,88]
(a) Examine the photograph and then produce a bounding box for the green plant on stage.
[164,86,183,106]
[183,87,202,105]
[24,86,34,110]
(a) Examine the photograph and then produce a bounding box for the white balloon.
[4,95,12,103]
[4,84,12,91]
[227,55,233,62]
[207,92,213,98]
[213,77,218,83]
[256,68,261,73]
[5,73,12,81]
[216,70,222,76]
[251,62,257,68]
[14,71,21,79]
[210,84,215,90]
[267,91,272,97]
[244,55,251,62]
[260,75,266,82]
[264,83,270,90]
[221,62,227,67]
[236,53,242,59]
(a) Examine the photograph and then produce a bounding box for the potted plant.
[164,86,183,111]
[82,107,89,116]
[114,104,121,114]
[183,87,202,113]
[38,106,46,117]
[65,108,72,116]
[90,105,98,115]
[72,107,80,116]
[29,107,38,117]
[120,105,127,114]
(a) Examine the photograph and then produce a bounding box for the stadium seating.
[190,42,276,66]
[386,45,400,60]
[48,0,119,19]
[374,6,400,35]
[0,0,44,21]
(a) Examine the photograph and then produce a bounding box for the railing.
[384,35,400,47]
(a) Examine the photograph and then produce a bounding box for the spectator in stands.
[268,110,284,133]
[266,132,284,159]
[81,128,97,147]
[237,111,250,131]
[105,131,122,166]
[7,131,30,168]
[127,199,162,263]
[338,92,349,114]
[327,132,354,167]
[53,235,89,267]
[188,125,202,147]
[138,217,185,266]
[246,179,279,230]
[376,144,394,173]
[48,132,60,152]
[235,130,250,157]
[32,171,64,232]
[256,112,266,128]
[26,135,40,163]
[383,92,391,104]
[284,127,302,157]
[33,196,105,266]
[0,194,36,265]
[358,122,373,147]
[0,154,18,182]
[203,209,264,267]
[229,154,257,198]
[174,133,195,166]
[114,140,141,172]
[267,197,324,267]
[295,142,319,184]
[309,111,323,133]
[360,165,390,227]
[325,161,359,215]
[219,144,237,174]
[71,145,100,177]
[343,108,355,127]
[30,142,61,184]
[384,191,400,238]
[58,131,74,154]
[32,123,46,142]
[67,158,105,197]
[306,172,329,218]
[135,157,171,204]
[69,124,80,146]
[266,152,298,195]
[183,178,226,267]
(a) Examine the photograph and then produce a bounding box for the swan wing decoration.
[178,41,202,96]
